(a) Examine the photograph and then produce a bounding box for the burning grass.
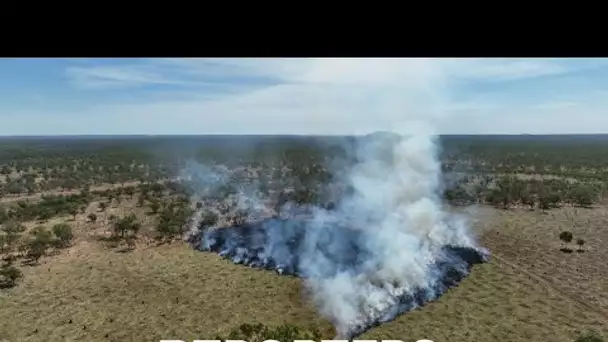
[192,218,488,338]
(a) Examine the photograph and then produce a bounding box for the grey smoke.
[184,131,489,338]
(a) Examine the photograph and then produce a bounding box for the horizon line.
[1,133,608,138]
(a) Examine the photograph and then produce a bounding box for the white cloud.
[66,65,180,89]
[534,101,578,110]
[72,58,453,135]
[448,58,569,81]
[3,58,608,135]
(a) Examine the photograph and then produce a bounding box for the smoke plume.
[184,131,489,338]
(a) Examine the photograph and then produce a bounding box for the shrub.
[52,223,74,248]
[559,231,573,244]
[575,331,605,342]
[0,221,26,252]
[220,323,322,342]
[576,238,585,251]
[25,226,54,263]
[0,261,22,288]
[88,213,97,223]
[112,214,140,239]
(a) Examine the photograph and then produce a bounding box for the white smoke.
[299,131,481,337]
[177,57,489,338]
[182,129,488,338]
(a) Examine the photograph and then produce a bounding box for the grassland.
[1,135,608,342]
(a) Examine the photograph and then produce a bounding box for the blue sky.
[2,58,608,135]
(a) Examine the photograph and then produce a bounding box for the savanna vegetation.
[0,134,607,342]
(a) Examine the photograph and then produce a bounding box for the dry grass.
[362,258,607,342]
[477,206,608,313]
[0,242,331,342]
[1,204,608,341]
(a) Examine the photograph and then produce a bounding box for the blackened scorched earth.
[191,217,488,338]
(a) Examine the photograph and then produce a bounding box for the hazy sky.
[2,58,608,135]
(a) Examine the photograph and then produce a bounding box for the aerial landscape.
[1,58,607,342]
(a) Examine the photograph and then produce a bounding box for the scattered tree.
[69,207,78,220]
[111,214,141,240]
[25,226,53,264]
[559,231,574,244]
[0,235,6,254]
[576,238,586,252]
[124,186,135,199]
[559,231,574,252]
[575,331,605,342]
[218,323,321,342]
[88,213,97,223]
[1,221,26,253]
[52,223,74,248]
[200,211,218,228]
[137,194,146,207]
[149,201,160,214]
[0,261,22,288]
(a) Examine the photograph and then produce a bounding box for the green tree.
[107,194,115,206]
[218,323,321,342]
[69,206,78,220]
[0,261,22,288]
[88,213,97,223]
[0,235,6,254]
[124,186,135,199]
[0,206,7,224]
[137,194,146,207]
[520,191,536,210]
[572,187,594,208]
[37,207,54,221]
[98,202,107,212]
[25,226,53,263]
[547,192,562,208]
[1,221,26,252]
[200,210,218,228]
[112,214,141,239]
[149,200,160,214]
[575,331,605,342]
[559,231,574,252]
[155,203,193,240]
[233,210,248,226]
[539,196,551,211]
[52,223,74,248]
[576,238,586,252]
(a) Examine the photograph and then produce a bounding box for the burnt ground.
[196,217,488,337]
[1,202,607,341]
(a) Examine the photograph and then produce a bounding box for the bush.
[88,213,97,223]
[0,261,22,288]
[98,202,107,212]
[112,214,140,239]
[0,221,26,252]
[559,231,574,243]
[575,331,605,342]
[576,238,585,251]
[148,201,160,214]
[200,211,218,228]
[0,234,6,254]
[25,226,54,263]
[52,223,74,248]
[220,323,322,342]
[155,203,193,240]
